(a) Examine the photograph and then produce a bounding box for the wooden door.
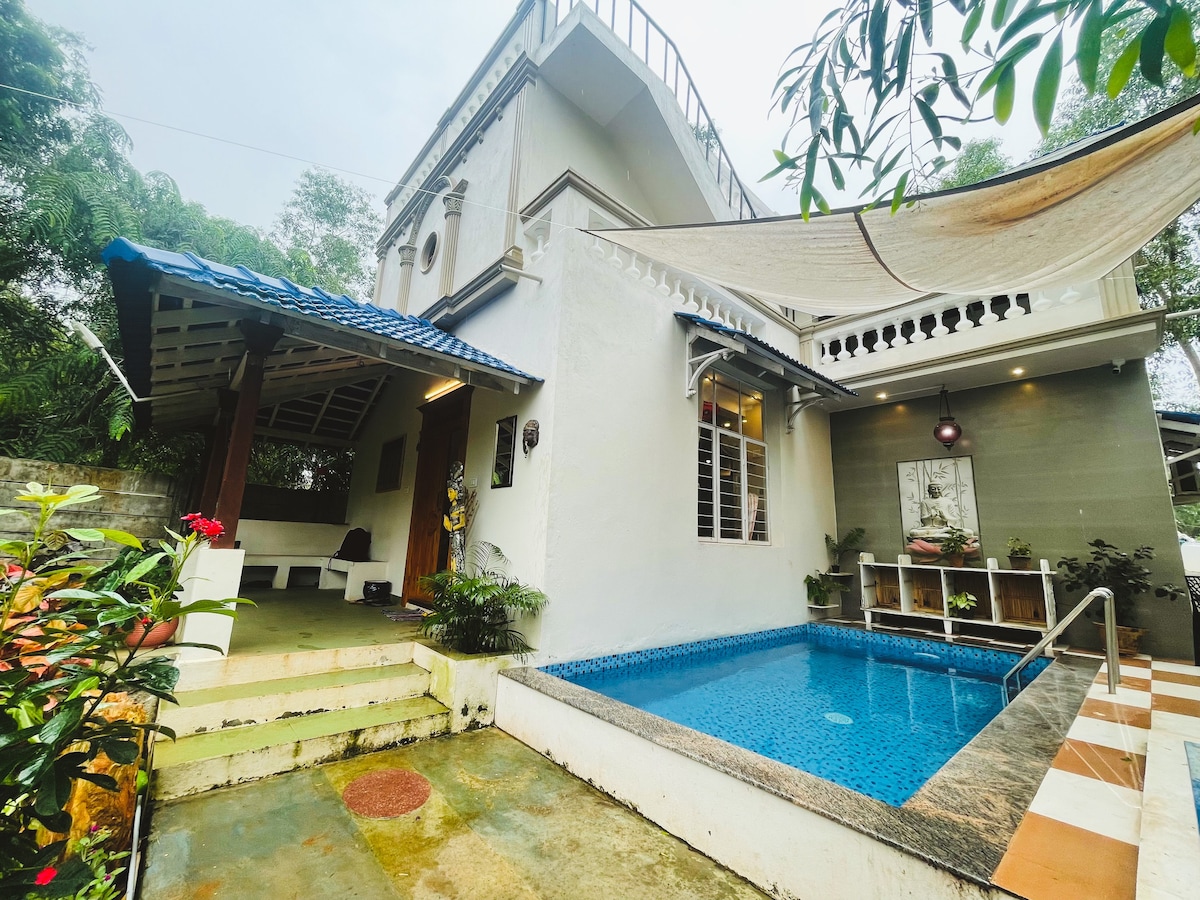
[402,387,472,603]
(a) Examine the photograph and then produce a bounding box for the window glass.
[492,416,516,488]
[695,373,769,544]
[375,436,406,492]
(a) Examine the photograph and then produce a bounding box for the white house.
[105,0,1191,662]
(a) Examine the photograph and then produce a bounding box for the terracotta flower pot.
[946,553,965,568]
[124,617,179,649]
[1008,555,1032,571]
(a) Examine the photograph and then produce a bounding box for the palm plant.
[419,543,548,656]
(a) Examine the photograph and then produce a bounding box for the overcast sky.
[26,0,1041,230]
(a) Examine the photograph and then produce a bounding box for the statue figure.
[919,483,952,529]
[444,461,466,574]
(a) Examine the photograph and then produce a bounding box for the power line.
[0,80,574,237]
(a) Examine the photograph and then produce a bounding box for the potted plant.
[804,572,843,608]
[1057,539,1184,656]
[824,528,865,583]
[938,527,971,567]
[94,513,238,649]
[1007,537,1033,570]
[947,590,979,620]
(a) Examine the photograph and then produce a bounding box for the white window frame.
[697,375,770,545]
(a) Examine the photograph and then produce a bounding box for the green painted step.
[170,662,427,707]
[154,695,449,768]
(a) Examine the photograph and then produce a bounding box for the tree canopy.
[0,0,372,485]
[771,0,1200,218]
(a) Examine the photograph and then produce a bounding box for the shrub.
[419,543,547,656]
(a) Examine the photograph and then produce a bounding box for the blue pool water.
[548,625,1049,806]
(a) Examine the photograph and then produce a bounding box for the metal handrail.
[1001,587,1118,705]
[543,0,759,220]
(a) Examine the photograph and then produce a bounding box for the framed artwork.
[896,456,981,564]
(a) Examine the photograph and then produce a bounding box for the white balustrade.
[812,285,1093,369]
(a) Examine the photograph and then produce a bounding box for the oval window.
[420,231,439,273]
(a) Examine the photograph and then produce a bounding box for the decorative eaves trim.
[377,56,540,255]
[521,169,653,228]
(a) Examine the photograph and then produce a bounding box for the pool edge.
[498,642,1098,897]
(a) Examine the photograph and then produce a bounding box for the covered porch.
[102,238,540,657]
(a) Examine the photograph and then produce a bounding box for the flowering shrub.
[0,484,251,892]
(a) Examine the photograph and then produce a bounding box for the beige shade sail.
[593,94,1200,315]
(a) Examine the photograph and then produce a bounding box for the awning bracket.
[786,397,824,433]
[686,347,735,398]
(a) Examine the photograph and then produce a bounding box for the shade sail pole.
[197,390,236,517]
[211,323,283,549]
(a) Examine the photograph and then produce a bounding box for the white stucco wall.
[521,220,836,663]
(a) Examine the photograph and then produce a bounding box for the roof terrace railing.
[541,0,759,221]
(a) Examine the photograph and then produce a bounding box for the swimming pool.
[543,624,1049,806]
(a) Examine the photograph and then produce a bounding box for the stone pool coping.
[501,646,1100,887]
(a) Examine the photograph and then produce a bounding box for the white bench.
[243,555,340,590]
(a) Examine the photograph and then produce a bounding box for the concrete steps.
[152,642,451,800]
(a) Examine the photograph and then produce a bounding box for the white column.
[174,546,245,661]
[396,244,417,313]
[439,194,464,297]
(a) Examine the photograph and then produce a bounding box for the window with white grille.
[696,372,768,543]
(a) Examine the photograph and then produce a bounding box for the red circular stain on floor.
[342,769,431,818]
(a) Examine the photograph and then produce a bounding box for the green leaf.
[37,701,84,747]
[890,171,911,214]
[1193,115,1200,135]
[1165,6,1197,78]
[827,157,845,191]
[98,528,143,550]
[999,1,1072,49]
[991,0,1013,30]
[1107,34,1142,99]
[1076,0,1104,93]
[123,551,166,585]
[919,0,934,43]
[962,1,985,47]
[98,739,139,765]
[1033,34,1063,135]
[994,64,1017,125]
[1140,13,1170,86]
[799,134,821,221]
[915,96,943,146]
[64,528,105,543]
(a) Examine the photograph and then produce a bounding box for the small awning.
[678,312,854,398]
[598,93,1200,315]
[102,239,540,441]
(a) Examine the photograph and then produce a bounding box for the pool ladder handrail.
[1000,587,1118,705]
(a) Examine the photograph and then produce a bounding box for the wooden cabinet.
[858,553,1057,637]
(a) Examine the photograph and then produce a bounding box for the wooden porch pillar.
[196,390,237,516]
[211,323,282,549]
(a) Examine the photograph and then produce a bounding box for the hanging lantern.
[933,387,962,451]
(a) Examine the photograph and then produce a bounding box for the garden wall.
[0,456,181,546]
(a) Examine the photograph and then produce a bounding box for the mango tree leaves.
[771,0,1200,218]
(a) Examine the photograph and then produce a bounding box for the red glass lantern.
[934,388,962,451]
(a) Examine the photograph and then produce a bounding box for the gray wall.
[829,362,1190,660]
[0,456,181,552]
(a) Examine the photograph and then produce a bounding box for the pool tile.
[1078,697,1153,730]
[1066,715,1149,756]
[1027,768,1142,845]
[1151,668,1200,688]
[1151,693,1200,719]
[1152,679,1200,702]
[992,812,1138,900]
[1086,683,1153,708]
[1052,739,1145,791]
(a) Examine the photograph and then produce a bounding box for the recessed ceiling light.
[1012,367,1025,376]
[875,392,888,400]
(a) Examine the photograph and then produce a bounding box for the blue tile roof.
[101,238,539,383]
[675,312,855,397]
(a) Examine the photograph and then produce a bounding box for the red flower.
[141,617,153,627]
[34,867,57,885]
[181,513,224,541]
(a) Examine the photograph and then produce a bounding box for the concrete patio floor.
[142,727,768,900]
[228,588,423,657]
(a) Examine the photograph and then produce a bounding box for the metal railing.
[542,0,759,220]
[1001,587,1118,705]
